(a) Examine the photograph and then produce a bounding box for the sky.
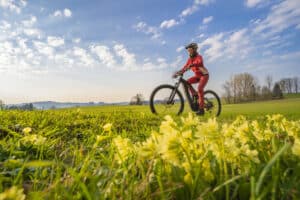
[0,0,300,104]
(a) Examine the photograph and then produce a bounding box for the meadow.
[0,97,300,199]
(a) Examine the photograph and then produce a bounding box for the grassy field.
[77,96,300,120]
[0,97,299,199]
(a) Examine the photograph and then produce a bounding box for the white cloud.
[23,28,42,38]
[52,8,72,18]
[90,43,171,71]
[245,0,265,8]
[157,57,166,63]
[90,45,116,68]
[253,0,300,36]
[199,33,224,62]
[22,16,37,27]
[33,41,55,58]
[197,28,254,63]
[54,52,74,67]
[73,47,95,67]
[195,0,215,5]
[176,46,184,52]
[197,33,205,38]
[202,16,213,24]
[53,10,62,17]
[180,0,214,17]
[0,0,27,13]
[0,41,14,65]
[73,38,81,43]
[224,28,252,59]
[0,20,11,30]
[171,55,183,68]
[134,0,215,42]
[180,4,199,18]
[0,37,43,73]
[160,19,180,29]
[194,0,299,65]
[47,36,64,47]
[64,8,72,17]
[133,21,162,39]
[114,44,137,70]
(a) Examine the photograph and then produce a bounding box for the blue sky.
[1,0,300,104]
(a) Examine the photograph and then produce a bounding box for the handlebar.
[172,72,183,79]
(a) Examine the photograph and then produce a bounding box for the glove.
[172,70,183,78]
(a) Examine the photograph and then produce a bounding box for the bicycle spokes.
[150,85,184,116]
[203,90,221,117]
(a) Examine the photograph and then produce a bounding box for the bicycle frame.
[171,75,199,112]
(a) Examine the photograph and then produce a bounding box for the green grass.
[220,98,300,120]
[284,93,300,99]
[74,97,300,120]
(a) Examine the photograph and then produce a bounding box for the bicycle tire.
[150,84,184,115]
[204,90,222,117]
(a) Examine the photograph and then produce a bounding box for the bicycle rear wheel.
[150,84,184,116]
[204,90,221,117]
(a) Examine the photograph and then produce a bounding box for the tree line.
[0,101,35,111]
[222,73,299,104]
[129,93,145,105]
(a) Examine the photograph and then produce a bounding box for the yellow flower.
[139,138,157,159]
[182,161,191,173]
[22,127,32,134]
[181,113,198,127]
[0,186,26,200]
[158,135,181,166]
[22,134,46,146]
[251,120,264,141]
[103,123,112,132]
[196,118,219,138]
[182,130,192,139]
[292,138,300,157]
[96,135,111,143]
[160,115,178,135]
[113,136,134,164]
[184,172,193,185]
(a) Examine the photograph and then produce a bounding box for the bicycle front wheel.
[150,84,184,116]
[204,90,221,117]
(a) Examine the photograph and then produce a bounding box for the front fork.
[168,81,180,104]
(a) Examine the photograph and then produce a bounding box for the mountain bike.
[150,73,221,116]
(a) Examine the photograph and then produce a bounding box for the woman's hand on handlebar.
[172,70,183,78]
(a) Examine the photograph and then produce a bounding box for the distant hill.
[32,101,106,110]
[7,101,130,110]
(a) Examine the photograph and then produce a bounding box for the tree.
[279,78,294,94]
[0,99,4,110]
[250,84,256,101]
[130,93,145,105]
[261,86,272,99]
[223,73,258,103]
[293,77,299,93]
[286,78,293,93]
[279,79,286,93]
[22,103,34,110]
[272,82,283,99]
[222,80,232,104]
[265,75,273,91]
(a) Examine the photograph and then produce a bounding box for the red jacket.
[181,53,208,76]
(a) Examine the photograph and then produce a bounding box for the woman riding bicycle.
[173,42,209,115]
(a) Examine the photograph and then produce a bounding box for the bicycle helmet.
[185,42,198,50]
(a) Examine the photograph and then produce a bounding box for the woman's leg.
[198,75,209,109]
[187,76,200,96]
